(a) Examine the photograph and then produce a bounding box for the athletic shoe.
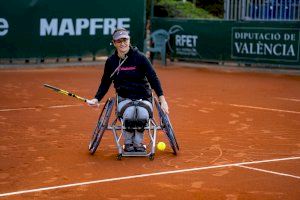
[124,144,134,152]
[134,145,146,152]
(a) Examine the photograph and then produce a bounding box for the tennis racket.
[43,84,87,102]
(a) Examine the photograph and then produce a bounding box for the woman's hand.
[86,98,99,107]
[158,95,169,114]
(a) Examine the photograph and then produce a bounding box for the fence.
[224,0,300,21]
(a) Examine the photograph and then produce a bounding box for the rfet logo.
[175,35,198,47]
[0,18,9,36]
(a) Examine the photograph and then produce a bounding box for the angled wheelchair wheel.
[89,98,115,155]
[154,98,179,155]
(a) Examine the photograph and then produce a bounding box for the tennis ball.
[157,142,166,151]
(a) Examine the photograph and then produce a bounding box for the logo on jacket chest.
[120,66,136,71]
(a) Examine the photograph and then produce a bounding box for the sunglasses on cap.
[114,38,129,44]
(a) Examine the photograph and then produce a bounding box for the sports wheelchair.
[88,96,179,160]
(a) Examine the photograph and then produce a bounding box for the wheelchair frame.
[88,96,179,160]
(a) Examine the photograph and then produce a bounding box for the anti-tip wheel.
[149,153,155,161]
[116,154,122,160]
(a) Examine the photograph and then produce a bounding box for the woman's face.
[113,38,130,54]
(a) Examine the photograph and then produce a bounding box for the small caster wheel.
[117,154,122,160]
[149,153,155,161]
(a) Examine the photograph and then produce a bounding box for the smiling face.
[112,29,131,56]
[113,37,130,55]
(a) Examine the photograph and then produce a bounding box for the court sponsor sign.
[0,18,9,36]
[174,34,199,57]
[152,17,300,67]
[0,0,145,59]
[232,27,300,62]
[40,18,130,36]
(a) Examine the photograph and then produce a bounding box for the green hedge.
[156,0,218,19]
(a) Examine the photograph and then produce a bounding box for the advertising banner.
[232,27,299,63]
[0,0,146,58]
[151,17,300,67]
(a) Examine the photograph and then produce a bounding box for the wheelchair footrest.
[122,151,148,156]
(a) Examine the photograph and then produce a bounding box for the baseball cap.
[112,29,130,41]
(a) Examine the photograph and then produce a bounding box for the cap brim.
[113,35,130,41]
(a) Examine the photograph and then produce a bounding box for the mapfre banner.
[0,0,146,58]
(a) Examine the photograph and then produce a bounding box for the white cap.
[113,30,130,40]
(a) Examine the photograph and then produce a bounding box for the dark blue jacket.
[95,47,163,101]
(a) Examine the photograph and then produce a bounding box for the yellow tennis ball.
[157,142,166,151]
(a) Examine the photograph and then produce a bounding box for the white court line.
[229,104,300,114]
[275,97,300,102]
[0,107,37,112]
[0,104,82,112]
[0,156,299,197]
[238,165,300,179]
[48,104,82,109]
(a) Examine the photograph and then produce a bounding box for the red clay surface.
[0,63,299,199]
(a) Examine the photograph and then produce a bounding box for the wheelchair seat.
[117,96,153,132]
[117,99,153,119]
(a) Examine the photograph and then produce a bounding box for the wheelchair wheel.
[154,98,179,155]
[89,98,115,155]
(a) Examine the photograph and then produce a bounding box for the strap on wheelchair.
[118,100,153,118]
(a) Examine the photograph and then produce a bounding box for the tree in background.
[147,0,219,19]
[195,0,224,18]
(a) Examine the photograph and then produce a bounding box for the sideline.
[0,103,105,112]
[0,104,83,112]
[229,104,300,114]
[275,97,300,102]
[0,156,299,197]
[0,60,106,69]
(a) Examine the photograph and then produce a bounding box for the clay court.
[0,63,299,199]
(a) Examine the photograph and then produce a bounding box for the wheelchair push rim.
[89,98,115,155]
[154,98,179,155]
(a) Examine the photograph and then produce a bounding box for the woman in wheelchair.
[86,28,169,153]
